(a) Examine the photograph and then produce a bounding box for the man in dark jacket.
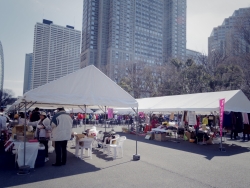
[30,107,40,122]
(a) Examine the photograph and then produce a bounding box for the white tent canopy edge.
[9,65,138,110]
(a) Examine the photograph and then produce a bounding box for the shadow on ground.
[0,150,100,187]
[117,132,250,160]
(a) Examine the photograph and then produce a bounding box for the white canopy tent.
[65,108,93,114]
[136,97,165,112]
[149,90,250,113]
[7,66,139,168]
[13,65,138,109]
[93,108,135,115]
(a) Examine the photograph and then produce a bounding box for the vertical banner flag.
[219,99,225,137]
[108,108,113,119]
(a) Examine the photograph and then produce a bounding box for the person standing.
[30,107,40,122]
[28,112,51,162]
[202,115,208,126]
[51,107,72,166]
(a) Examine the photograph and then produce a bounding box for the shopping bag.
[48,141,54,153]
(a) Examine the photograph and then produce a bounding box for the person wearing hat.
[28,111,51,162]
[50,107,73,166]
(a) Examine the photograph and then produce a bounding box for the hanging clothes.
[223,112,232,129]
[242,113,249,124]
[234,112,243,132]
[187,111,196,125]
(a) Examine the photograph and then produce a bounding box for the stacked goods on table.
[184,127,213,145]
[12,125,34,141]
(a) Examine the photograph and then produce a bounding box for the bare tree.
[0,89,16,107]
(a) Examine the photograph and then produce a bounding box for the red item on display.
[28,139,38,142]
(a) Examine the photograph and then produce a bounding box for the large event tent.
[148,90,250,113]
[12,65,138,109]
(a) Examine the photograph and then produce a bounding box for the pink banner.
[219,99,225,137]
[108,108,113,119]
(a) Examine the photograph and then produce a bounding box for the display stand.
[17,100,30,175]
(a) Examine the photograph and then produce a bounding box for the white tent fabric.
[136,97,165,112]
[113,108,135,115]
[150,90,250,113]
[65,108,93,113]
[18,65,137,108]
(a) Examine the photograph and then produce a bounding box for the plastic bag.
[238,132,243,138]
[48,141,54,153]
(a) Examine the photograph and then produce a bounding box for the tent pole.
[133,107,140,161]
[105,106,107,132]
[178,111,180,127]
[84,105,86,131]
[18,100,30,175]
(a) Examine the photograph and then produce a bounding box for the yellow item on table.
[162,122,169,126]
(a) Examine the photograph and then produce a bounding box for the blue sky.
[0,0,249,97]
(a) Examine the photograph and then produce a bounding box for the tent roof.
[136,97,165,112]
[19,65,137,108]
[149,90,250,113]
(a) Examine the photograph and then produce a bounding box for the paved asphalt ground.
[1,124,250,188]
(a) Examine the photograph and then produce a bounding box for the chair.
[95,131,104,148]
[80,137,94,159]
[102,134,120,154]
[109,136,126,159]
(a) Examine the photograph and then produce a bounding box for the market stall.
[3,65,138,172]
[122,90,250,145]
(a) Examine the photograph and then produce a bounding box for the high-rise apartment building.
[80,0,186,80]
[32,19,81,89]
[23,53,33,94]
[186,49,203,64]
[0,41,4,92]
[164,0,186,61]
[208,8,250,57]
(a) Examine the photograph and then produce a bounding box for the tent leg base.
[133,154,140,161]
[17,165,30,175]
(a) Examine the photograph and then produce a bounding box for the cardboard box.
[154,133,167,141]
[15,125,28,134]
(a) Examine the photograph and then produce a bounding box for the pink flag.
[108,108,113,119]
[219,99,225,137]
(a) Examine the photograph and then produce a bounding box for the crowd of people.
[1,107,73,167]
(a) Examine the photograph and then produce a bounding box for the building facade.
[186,49,203,64]
[32,19,81,89]
[23,53,33,94]
[0,41,4,92]
[80,0,186,80]
[208,8,250,57]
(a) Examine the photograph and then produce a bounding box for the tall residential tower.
[23,53,33,94]
[80,0,186,80]
[0,41,4,92]
[32,19,81,89]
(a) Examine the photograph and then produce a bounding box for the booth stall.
[122,90,250,144]
[3,65,138,172]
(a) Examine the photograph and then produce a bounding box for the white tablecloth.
[14,142,39,168]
